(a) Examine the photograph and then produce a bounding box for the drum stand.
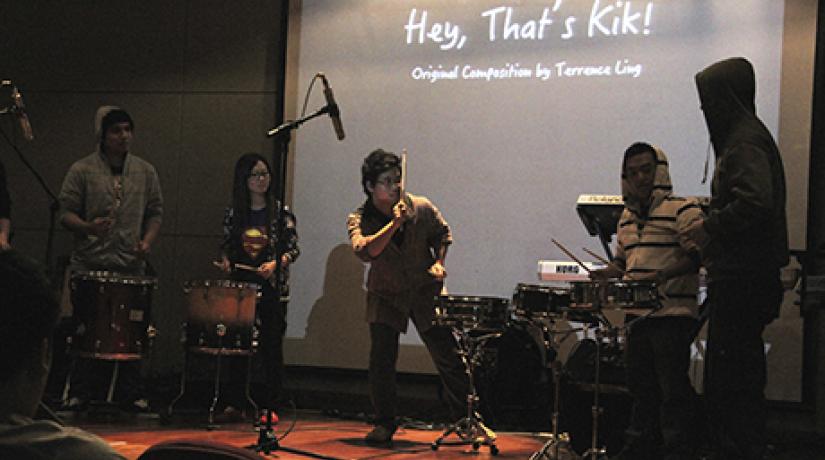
[530,321,581,460]
[431,329,500,455]
[167,326,257,427]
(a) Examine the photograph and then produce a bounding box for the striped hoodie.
[615,146,703,317]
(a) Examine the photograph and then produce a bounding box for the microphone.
[318,73,345,141]
[11,86,33,141]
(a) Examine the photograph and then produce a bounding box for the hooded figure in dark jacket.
[686,57,789,460]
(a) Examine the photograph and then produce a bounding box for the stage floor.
[78,410,549,459]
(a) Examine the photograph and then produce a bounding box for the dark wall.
[0,1,288,372]
[807,0,825,429]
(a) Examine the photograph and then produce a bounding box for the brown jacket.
[347,193,452,332]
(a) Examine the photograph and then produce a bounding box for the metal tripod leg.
[530,321,582,460]
[581,324,609,460]
[244,353,258,418]
[208,349,224,427]
[105,361,120,403]
[166,347,188,418]
[431,330,499,456]
[529,361,580,460]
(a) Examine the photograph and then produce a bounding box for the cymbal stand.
[530,320,581,460]
[431,328,500,455]
[581,319,611,460]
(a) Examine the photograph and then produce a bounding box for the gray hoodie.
[695,57,789,278]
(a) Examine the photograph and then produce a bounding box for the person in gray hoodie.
[59,106,163,275]
[58,106,163,411]
[685,57,789,460]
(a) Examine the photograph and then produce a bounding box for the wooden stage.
[78,411,550,459]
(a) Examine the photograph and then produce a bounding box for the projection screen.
[282,0,815,378]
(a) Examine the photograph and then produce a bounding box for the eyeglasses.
[249,171,270,180]
[375,176,401,187]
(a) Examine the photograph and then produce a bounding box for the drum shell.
[184,280,258,354]
[568,281,605,311]
[607,281,659,309]
[569,280,660,311]
[70,271,157,360]
[512,283,570,319]
[433,295,510,331]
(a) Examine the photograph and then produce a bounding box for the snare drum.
[569,280,660,311]
[512,283,570,319]
[568,281,606,312]
[434,295,510,331]
[70,271,157,360]
[183,280,259,355]
[607,280,659,309]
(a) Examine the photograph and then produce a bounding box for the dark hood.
[695,57,764,157]
[695,57,789,276]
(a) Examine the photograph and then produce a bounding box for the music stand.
[575,195,623,261]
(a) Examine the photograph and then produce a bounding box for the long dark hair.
[230,153,275,234]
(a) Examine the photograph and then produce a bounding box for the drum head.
[72,270,157,286]
[434,295,509,331]
[184,279,259,290]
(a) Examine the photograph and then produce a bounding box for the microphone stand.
[0,114,60,276]
[266,105,332,139]
[247,105,340,460]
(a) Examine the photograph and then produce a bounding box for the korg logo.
[556,265,579,274]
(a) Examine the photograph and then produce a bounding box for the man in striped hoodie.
[592,142,703,460]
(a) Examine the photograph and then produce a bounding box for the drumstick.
[581,247,612,267]
[400,148,407,198]
[582,249,666,299]
[582,247,639,281]
[212,260,258,273]
[551,238,591,273]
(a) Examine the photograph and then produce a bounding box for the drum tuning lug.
[95,339,101,350]
[198,333,205,345]
[216,323,227,337]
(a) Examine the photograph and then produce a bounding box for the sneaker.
[258,410,279,426]
[214,405,245,423]
[365,425,396,445]
[64,397,87,412]
[120,398,150,413]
